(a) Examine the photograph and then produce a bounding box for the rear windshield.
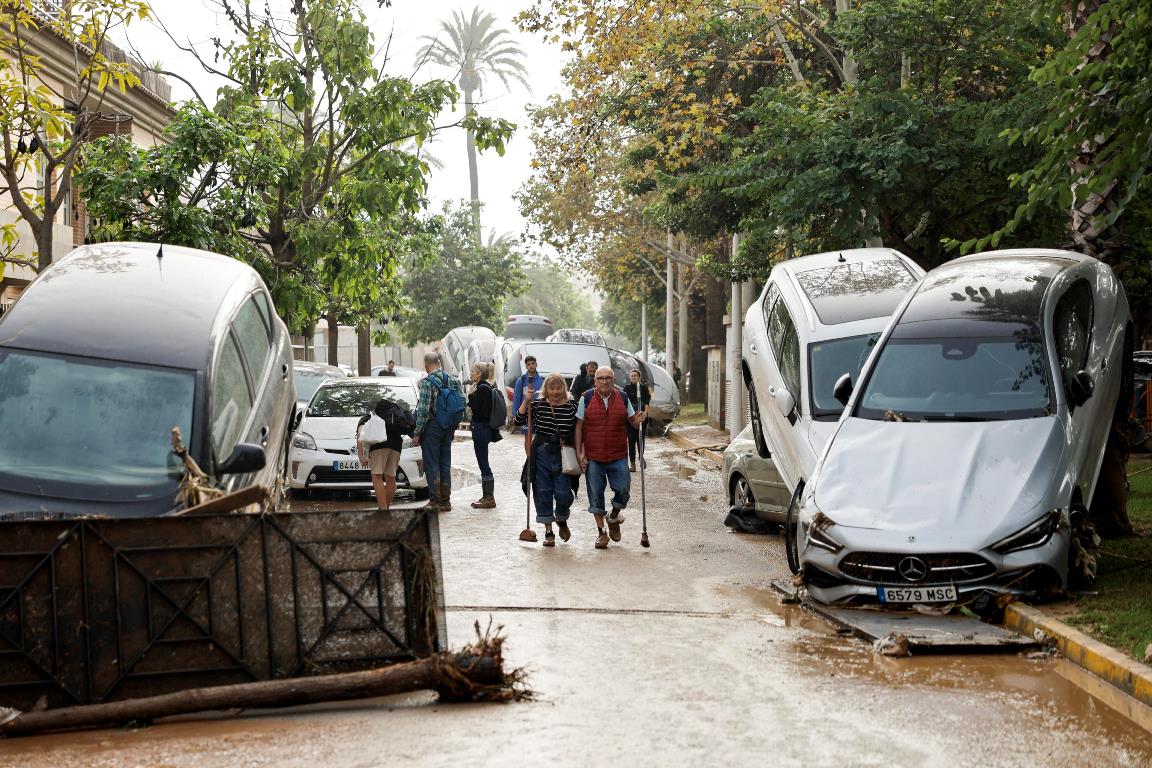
[794,259,919,325]
[295,370,340,402]
[308,383,416,417]
[0,348,195,501]
[856,333,1052,421]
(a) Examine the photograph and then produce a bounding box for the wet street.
[2,435,1150,767]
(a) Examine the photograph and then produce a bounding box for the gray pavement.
[3,436,1150,767]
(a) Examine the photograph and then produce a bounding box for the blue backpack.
[432,372,466,430]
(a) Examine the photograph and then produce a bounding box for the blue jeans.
[420,421,452,489]
[585,458,630,515]
[532,443,573,523]
[471,422,493,481]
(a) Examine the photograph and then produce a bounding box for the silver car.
[723,425,790,525]
[793,249,1132,605]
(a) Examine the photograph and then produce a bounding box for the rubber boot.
[424,484,441,512]
[471,478,496,509]
[439,481,453,512]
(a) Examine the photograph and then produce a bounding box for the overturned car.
[791,249,1132,605]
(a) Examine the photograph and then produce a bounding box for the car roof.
[898,250,1079,326]
[0,242,260,369]
[777,248,925,328]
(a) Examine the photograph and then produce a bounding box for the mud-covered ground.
[3,436,1149,767]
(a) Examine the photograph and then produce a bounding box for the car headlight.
[292,431,317,451]
[990,510,1063,554]
[804,512,843,553]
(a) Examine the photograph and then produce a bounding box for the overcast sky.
[122,0,568,244]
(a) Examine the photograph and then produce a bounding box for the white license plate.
[333,459,363,471]
[878,585,957,603]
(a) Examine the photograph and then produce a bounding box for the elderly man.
[413,351,465,511]
[574,366,646,549]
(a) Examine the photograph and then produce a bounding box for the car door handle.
[259,425,269,446]
[749,343,758,355]
[282,363,290,380]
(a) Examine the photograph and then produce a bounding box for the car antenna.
[156,244,164,260]
[837,252,846,262]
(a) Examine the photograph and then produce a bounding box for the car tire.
[784,481,804,575]
[731,474,755,509]
[745,370,771,459]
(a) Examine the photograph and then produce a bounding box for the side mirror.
[292,408,304,431]
[833,373,854,407]
[1067,370,1094,408]
[218,442,267,475]
[772,387,796,418]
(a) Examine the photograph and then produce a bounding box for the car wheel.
[731,474,755,509]
[784,481,804,575]
[745,372,771,459]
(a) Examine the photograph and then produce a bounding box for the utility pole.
[665,230,674,371]
[729,233,746,438]
[640,303,649,362]
[677,236,689,390]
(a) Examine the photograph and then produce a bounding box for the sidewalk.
[666,422,1152,734]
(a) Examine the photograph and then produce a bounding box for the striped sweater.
[514,396,578,443]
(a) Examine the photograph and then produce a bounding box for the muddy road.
[2,436,1149,767]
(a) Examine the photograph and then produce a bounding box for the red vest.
[582,388,629,462]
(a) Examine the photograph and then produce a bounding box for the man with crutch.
[575,367,646,549]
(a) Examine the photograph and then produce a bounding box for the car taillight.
[505,387,514,400]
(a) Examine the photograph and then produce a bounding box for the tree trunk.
[465,87,480,237]
[688,290,708,406]
[326,314,340,367]
[357,323,372,375]
[677,273,690,400]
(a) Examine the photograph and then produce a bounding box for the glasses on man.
[595,376,613,380]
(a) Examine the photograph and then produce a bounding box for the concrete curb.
[1005,603,1152,728]
[665,429,726,464]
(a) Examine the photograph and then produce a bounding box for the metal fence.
[0,508,444,711]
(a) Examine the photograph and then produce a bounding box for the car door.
[210,331,257,491]
[1052,279,1099,493]
[765,297,804,490]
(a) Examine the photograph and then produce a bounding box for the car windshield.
[856,333,1052,421]
[809,334,879,417]
[0,348,195,500]
[295,370,337,402]
[308,383,415,417]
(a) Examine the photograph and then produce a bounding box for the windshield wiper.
[919,415,989,422]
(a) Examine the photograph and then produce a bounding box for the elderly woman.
[515,372,578,547]
[468,362,499,509]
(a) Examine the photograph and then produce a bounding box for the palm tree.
[417,7,529,232]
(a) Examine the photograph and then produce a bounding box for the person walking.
[623,368,651,472]
[511,355,544,434]
[569,360,598,399]
[468,362,500,509]
[356,398,410,510]
[575,366,646,549]
[413,352,465,511]
[516,373,578,547]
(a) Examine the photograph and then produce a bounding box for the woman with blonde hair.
[515,372,578,546]
[468,361,500,508]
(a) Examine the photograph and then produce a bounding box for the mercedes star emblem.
[898,556,929,583]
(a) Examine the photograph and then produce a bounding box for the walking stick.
[519,387,537,542]
[639,405,650,548]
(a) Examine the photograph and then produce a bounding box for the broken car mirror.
[833,373,854,407]
[217,442,267,475]
[1067,370,1094,408]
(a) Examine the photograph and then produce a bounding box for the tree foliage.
[78,0,514,335]
[0,0,149,275]
[398,202,528,345]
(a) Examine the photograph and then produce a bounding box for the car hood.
[814,416,1064,537]
[300,416,360,444]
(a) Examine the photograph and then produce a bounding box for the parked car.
[438,326,496,379]
[723,425,790,523]
[792,249,1132,605]
[289,377,427,498]
[504,314,553,341]
[370,363,424,378]
[293,360,346,412]
[546,328,606,346]
[741,247,926,494]
[509,342,611,394]
[0,242,295,518]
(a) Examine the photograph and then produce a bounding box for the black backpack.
[381,400,416,436]
[488,385,508,429]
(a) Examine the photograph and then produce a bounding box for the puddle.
[669,457,698,480]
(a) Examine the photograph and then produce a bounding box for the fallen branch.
[0,621,529,738]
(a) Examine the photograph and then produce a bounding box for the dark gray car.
[0,242,295,518]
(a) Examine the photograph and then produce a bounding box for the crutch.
[639,403,650,548]
[519,389,537,542]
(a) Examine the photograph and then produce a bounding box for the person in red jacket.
[575,366,647,549]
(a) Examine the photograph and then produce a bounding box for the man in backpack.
[511,354,544,434]
[413,351,465,511]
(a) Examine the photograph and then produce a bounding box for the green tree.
[79,0,513,361]
[503,262,595,330]
[399,201,528,344]
[417,6,529,231]
[0,0,149,275]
